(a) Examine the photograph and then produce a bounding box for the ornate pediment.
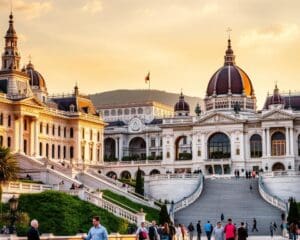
[19,97,45,108]
[262,110,294,121]
[196,112,243,125]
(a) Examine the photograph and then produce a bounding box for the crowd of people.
[135,217,299,240]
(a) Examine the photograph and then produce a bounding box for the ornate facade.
[101,38,300,179]
[0,13,106,167]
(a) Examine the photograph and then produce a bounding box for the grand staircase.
[175,178,283,236]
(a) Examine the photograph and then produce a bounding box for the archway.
[250,134,262,158]
[149,169,160,175]
[106,171,117,179]
[120,170,131,179]
[175,136,192,160]
[104,138,116,161]
[271,132,285,156]
[208,132,231,159]
[272,162,285,171]
[128,137,146,160]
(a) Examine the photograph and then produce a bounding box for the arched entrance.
[104,138,116,161]
[208,132,231,159]
[272,162,285,171]
[128,137,146,160]
[175,136,192,160]
[120,171,131,179]
[149,169,160,175]
[106,171,117,179]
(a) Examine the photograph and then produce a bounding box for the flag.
[145,72,150,83]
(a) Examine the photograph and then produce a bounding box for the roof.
[263,94,300,111]
[97,101,173,111]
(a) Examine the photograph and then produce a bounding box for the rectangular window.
[52,125,55,136]
[90,146,93,161]
[8,115,11,127]
[151,138,156,147]
[63,146,66,159]
[24,140,27,154]
[40,123,43,133]
[24,119,27,131]
[64,127,67,138]
[97,131,100,142]
[0,136,3,146]
[90,129,93,141]
[198,150,201,156]
[97,148,100,162]
[0,113,3,125]
[167,152,170,158]
[81,146,85,160]
[39,142,43,156]
[151,152,156,157]
[57,145,61,159]
[236,148,240,155]
[82,128,85,139]
[7,137,11,148]
[70,147,74,159]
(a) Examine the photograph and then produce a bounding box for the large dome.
[206,39,254,97]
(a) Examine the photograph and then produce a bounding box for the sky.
[0,0,300,108]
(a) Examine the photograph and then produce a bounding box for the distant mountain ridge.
[89,89,203,112]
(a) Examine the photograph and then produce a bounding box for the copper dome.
[25,62,47,89]
[206,39,254,97]
[174,92,190,112]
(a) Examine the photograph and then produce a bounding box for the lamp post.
[8,195,18,234]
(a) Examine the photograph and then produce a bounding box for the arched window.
[39,142,43,156]
[138,108,143,114]
[70,127,74,138]
[117,109,122,115]
[208,132,231,159]
[52,144,55,158]
[104,110,109,116]
[124,109,129,115]
[271,132,285,156]
[111,109,116,116]
[250,134,262,158]
[70,146,74,159]
[7,115,11,127]
[131,108,136,114]
[40,122,43,133]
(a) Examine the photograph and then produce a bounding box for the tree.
[0,147,20,200]
[287,197,300,224]
[135,167,144,195]
[159,204,170,225]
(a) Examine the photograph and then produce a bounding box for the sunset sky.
[0,0,300,108]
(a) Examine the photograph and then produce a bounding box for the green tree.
[0,147,20,200]
[287,197,300,224]
[159,204,170,225]
[135,167,144,195]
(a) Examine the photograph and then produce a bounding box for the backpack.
[139,230,148,240]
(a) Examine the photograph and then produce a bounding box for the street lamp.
[8,195,18,234]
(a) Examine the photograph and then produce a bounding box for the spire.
[273,82,279,95]
[74,82,79,96]
[2,12,20,71]
[224,28,236,66]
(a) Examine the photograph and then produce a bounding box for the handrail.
[258,176,288,213]
[171,174,204,215]
[1,181,53,193]
[262,170,300,178]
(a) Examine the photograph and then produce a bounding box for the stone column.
[266,128,270,156]
[34,120,39,156]
[145,134,149,159]
[290,127,294,156]
[115,137,119,159]
[285,127,290,156]
[19,115,24,153]
[262,128,266,157]
[30,120,35,156]
[118,135,123,161]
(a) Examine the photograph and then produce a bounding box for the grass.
[13,191,130,236]
[102,190,160,222]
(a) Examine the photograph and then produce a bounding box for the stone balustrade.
[103,160,162,166]
[258,176,288,212]
[262,170,300,178]
[2,182,53,194]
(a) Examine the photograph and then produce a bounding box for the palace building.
[100,39,300,179]
[0,13,106,167]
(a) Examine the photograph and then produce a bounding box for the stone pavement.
[175,177,283,236]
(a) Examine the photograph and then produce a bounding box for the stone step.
[175,178,283,236]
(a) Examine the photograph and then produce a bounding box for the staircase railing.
[169,174,204,218]
[258,176,288,213]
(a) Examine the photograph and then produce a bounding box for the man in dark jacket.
[27,219,40,240]
[237,222,248,240]
[196,220,202,240]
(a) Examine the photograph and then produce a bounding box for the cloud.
[0,0,53,19]
[82,0,103,15]
[239,24,300,47]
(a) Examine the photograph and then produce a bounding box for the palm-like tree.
[0,146,20,200]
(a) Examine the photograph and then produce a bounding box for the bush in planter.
[147,156,155,160]
[179,152,192,160]
[122,156,131,161]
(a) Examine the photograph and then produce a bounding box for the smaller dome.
[24,62,47,89]
[270,84,284,105]
[174,92,190,112]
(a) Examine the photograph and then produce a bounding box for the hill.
[90,89,203,112]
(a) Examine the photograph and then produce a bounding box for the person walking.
[85,216,108,240]
[204,221,212,240]
[169,222,176,240]
[175,224,182,240]
[148,221,159,240]
[160,223,170,240]
[224,218,236,240]
[220,213,224,222]
[251,218,258,232]
[27,219,40,240]
[187,222,194,240]
[289,222,298,240]
[269,222,274,238]
[213,222,224,240]
[196,221,201,240]
[237,222,248,240]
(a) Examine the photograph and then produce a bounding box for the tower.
[1,12,21,71]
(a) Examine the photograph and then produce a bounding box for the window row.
[39,142,74,160]
[39,123,74,138]
[103,107,144,116]
[81,145,101,162]
[81,128,101,142]
[0,135,11,148]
